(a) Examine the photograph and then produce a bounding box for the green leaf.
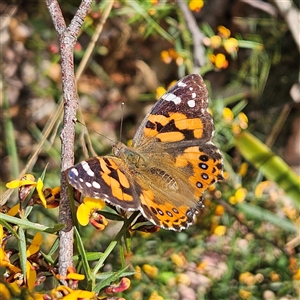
[93,266,129,293]
[238,203,296,233]
[73,252,104,262]
[235,132,300,209]
[18,228,27,282]
[0,213,65,233]
[74,227,93,282]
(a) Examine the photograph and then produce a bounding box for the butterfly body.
[68,74,223,231]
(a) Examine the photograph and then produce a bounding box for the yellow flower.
[255,181,272,198]
[223,171,229,180]
[76,197,106,228]
[210,35,222,49]
[7,204,20,216]
[229,196,237,205]
[149,291,164,300]
[223,37,239,54]
[0,225,22,274]
[6,175,47,208]
[232,123,241,135]
[238,162,248,177]
[48,285,96,299]
[142,264,158,279]
[239,272,256,285]
[25,232,43,290]
[134,266,142,280]
[189,0,204,12]
[222,107,234,123]
[293,268,300,280]
[133,291,143,300]
[235,188,247,203]
[229,188,247,205]
[176,56,184,66]
[270,271,280,282]
[171,253,185,268]
[63,290,96,299]
[156,86,166,100]
[176,273,190,286]
[26,232,43,258]
[160,50,172,64]
[239,289,252,300]
[218,25,231,38]
[215,53,228,69]
[36,178,47,208]
[214,225,226,236]
[214,204,225,216]
[6,174,36,189]
[238,112,248,129]
[0,283,11,300]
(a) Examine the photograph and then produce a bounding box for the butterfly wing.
[130,74,223,230]
[133,74,214,146]
[68,156,141,210]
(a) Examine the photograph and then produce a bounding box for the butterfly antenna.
[73,118,116,145]
[119,102,125,141]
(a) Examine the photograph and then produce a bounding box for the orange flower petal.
[26,232,43,257]
[83,197,105,210]
[36,178,47,208]
[26,260,36,291]
[6,180,37,189]
[8,204,20,217]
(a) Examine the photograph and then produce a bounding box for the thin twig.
[273,0,300,53]
[176,0,206,73]
[240,0,278,17]
[45,0,92,277]
[265,103,292,148]
[76,1,114,81]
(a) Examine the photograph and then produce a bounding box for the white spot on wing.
[192,92,196,98]
[162,93,181,104]
[70,168,78,177]
[177,80,187,87]
[85,182,92,187]
[81,161,95,177]
[92,181,101,189]
[188,99,196,107]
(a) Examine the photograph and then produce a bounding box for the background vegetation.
[1,1,299,299]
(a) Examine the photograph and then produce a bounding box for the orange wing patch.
[157,131,185,142]
[100,160,133,202]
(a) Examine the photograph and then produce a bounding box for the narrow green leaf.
[101,211,124,221]
[18,228,27,283]
[73,252,104,262]
[95,271,135,280]
[0,219,20,239]
[238,203,296,233]
[92,240,117,277]
[235,132,300,209]
[93,266,128,293]
[74,227,93,282]
[0,213,65,233]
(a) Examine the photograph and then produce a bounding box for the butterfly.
[67,74,223,231]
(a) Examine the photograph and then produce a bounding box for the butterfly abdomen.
[150,167,178,191]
